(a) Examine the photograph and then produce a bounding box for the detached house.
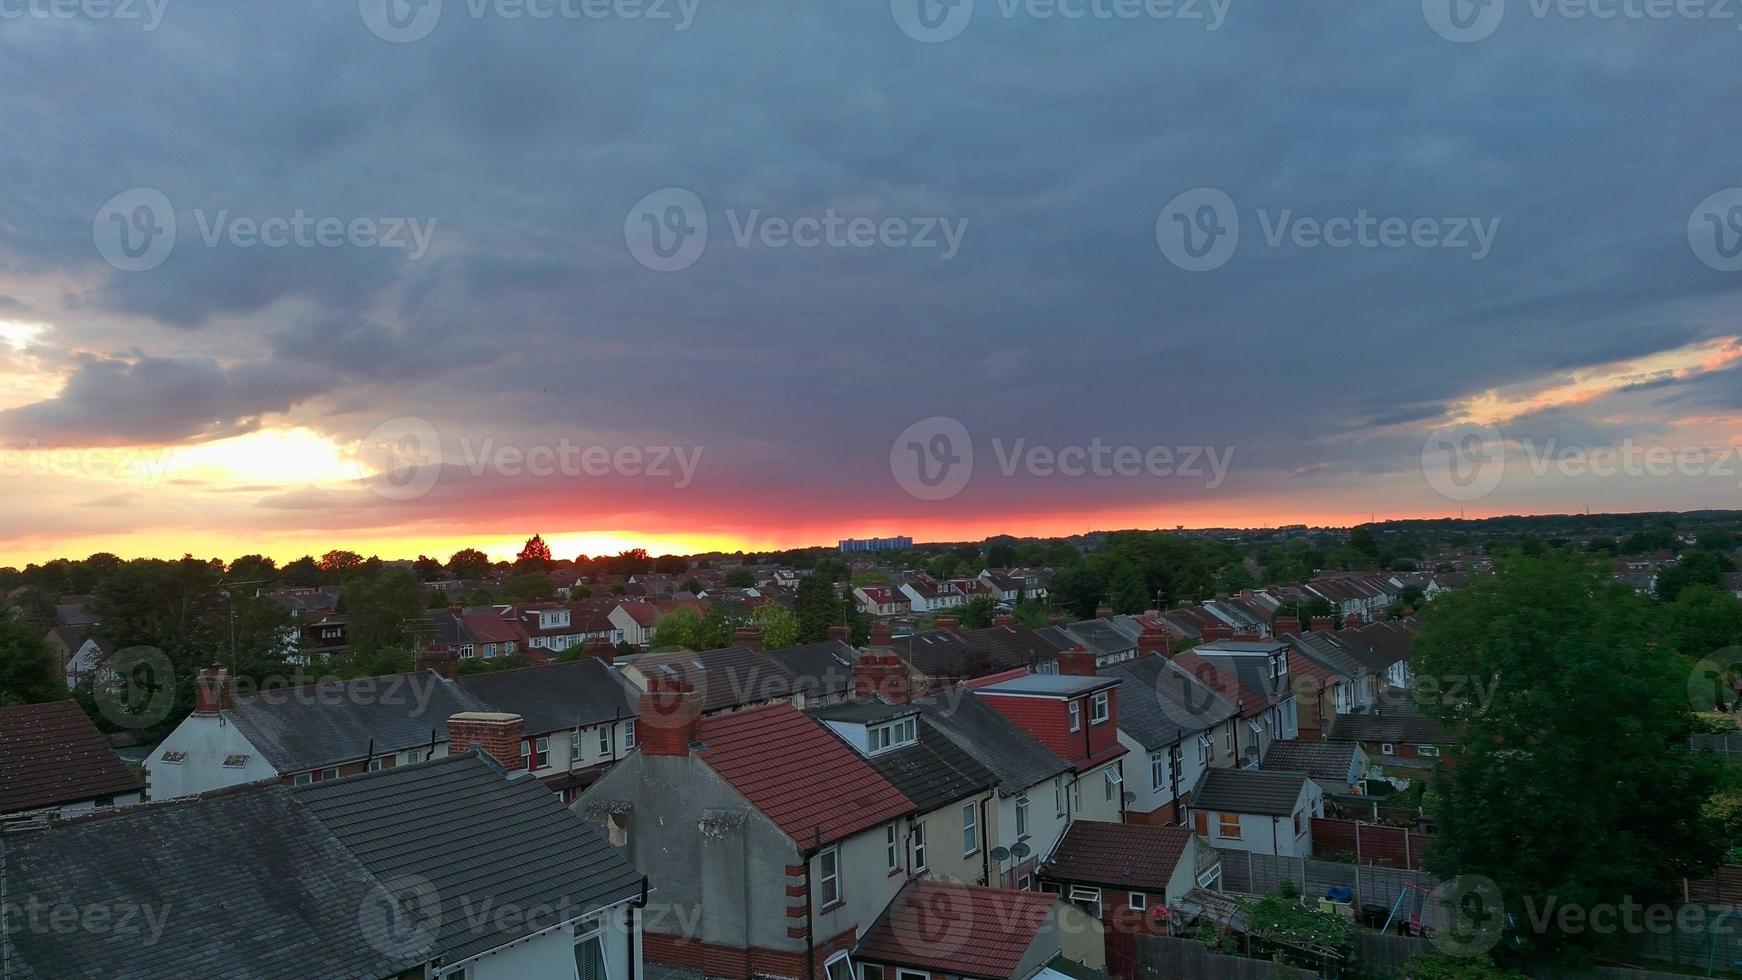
[0,700,143,819]
[1038,821,1222,922]
[43,625,109,692]
[1187,768,1323,859]
[4,750,645,980]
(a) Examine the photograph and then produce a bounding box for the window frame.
[912,822,927,872]
[1090,691,1109,724]
[1129,892,1148,912]
[824,952,853,980]
[1015,796,1031,839]
[885,824,900,872]
[962,803,978,856]
[1068,700,1081,732]
[1068,885,1103,919]
[818,846,842,908]
[1217,812,1242,839]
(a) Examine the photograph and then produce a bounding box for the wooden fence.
[1312,818,1433,871]
[1215,848,1448,928]
[1132,935,1318,980]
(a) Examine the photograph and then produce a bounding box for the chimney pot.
[993,614,1014,628]
[868,621,893,647]
[417,646,459,680]
[1094,604,1113,619]
[732,626,764,652]
[1058,646,1097,677]
[1273,615,1302,638]
[827,624,851,643]
[1137,627,1172,658]
[1310,616,1334,633]
[446,712,526,770]
[636,680,703,756]
[936,616,961,636]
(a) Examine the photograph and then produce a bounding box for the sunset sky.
[2,3,1741,566]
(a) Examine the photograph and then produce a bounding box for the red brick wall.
[981,690,1119,766]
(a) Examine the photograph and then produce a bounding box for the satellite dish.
[990,846,1011,862]
[1123,791,1138,805]
[1010,841,1032,859]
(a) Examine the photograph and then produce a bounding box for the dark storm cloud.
[0,0,1739,524]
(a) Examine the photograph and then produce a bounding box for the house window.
[1418,744,1440,757]
[1091,691,1109,724]
[913,823,927,872]
[962,803,978,856]
[1055,783,1066,816]
[819,847,842,906]
[1151,751,1166,789]
[624,720,637,748]
[1197,734,1212,764]
[1381,743,1396,755]
[574,918,608,980]
[1072,779,1082,812]
[1129,892,1148,912]
[1104,767,1122,802]
[896,971,928,980]
[221,754,248,769]
[599,727,611,755]
[861,966,884,980]
[320,767,339,781]
[1069,886,1102,919]
[1292,809,1305,836]
[1217,813,1241,839]
[524,737,549,771]
[293,772,312,786]
[367,758,383,772]
[572,730,583,760]
[1224,729,1234,753]
[886,824,899,871]
[1016,796,1031,838]
[1068,701,1081,732]
[1018,874,1032,890]
[824,953,853,980]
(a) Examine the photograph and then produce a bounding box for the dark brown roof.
[1189,768,1311,817]
[1259,739,1358,784]
[0,700,142,814]
[855,880,1058,977]
[1328,710,1448,745]
[1040,820,1194,892]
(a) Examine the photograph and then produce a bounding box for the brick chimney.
[1048,614,1067,627]
[1057,645,1096,677]
[1273,615,1302,638]
[1202,623,1233,643]
[733,626,764,651]
[827,624,851,643]
[417,646,459,680]
[637,679,703,756]
[1137,627,1172,658]
[1343,612,1364,628]
[1310,616,1334,633]
[853,654,912,704]
[993,614,1014,628]
[868,621,892,648]
[584,638,616,663]
[936,616,961,636]
[1233,630,1262,642]
[194,664,232,715]
[447,712,525,771]
[1094,604,1114,619]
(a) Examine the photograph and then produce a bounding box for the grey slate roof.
[224,671,488,774]
[0,782,421,980]
[295,753,645,966]
[763,639,858,697]
[855,718,998,813]
[1189,768,1311,817]
[1100,656,1235,750]
[910,691,1070,796]
[454,657,638,736]
[1259,739,1359,784]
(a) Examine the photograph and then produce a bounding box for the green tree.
[651,608,702,650]
[1050,564,1104,620]
[318,550,366,581]
[794,576,837,644]
[1661,584,1742,658]
[1655,549,1735,603]
[338,568,423,656]
[282,555,323,588]
[447,548,492,581]
[1413,553,1725,960]
[959,596,996,630]
[752,603,800,650]
[723,569,756,588]
[1107,560,1150,614]
[500,572,555,603]
[0,613,61,704]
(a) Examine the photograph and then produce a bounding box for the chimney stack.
[1343,612,1364,628]
[1310,616,1334,633]
[584,638,616,663]
[1273,615,1302,638]
[194,664,232,715]
[936,616,961,636]
[854,654,912,704]
[1240,589,1254,603]
[447,712,526,771]
[868,621,892,648]
[417,646,459,680]
[637,679,703,756]
[1094,604,1114,619]
[1058,645,1096,677]
[827,624,851,643]
[1202,623,1233,643]
[1048,614,1067,627]
[733,626,764,652]
[993,614,1014,628]
[1137,626,1172,658]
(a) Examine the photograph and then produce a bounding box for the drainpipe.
[805,829,819,980]
[628,876,648,980]
[979,796,991,886]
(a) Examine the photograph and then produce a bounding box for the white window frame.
[885,824,899,871]
[962,803,978,856]
[1197,733,1212,764]
[1068,700,1081,732]
[1381,742,1396,755]
[1151,750,1166,789]
[599,727,611,755]
[1015,796,1031,838]
[1418,744,1440,757]
[1068,886,1102,919]
[896,970,928,980]
[861,966,884,980]
[824,952,853,980]
[573,916,608,980]
[912,822,927,872]
[1091,691,1109,724]
[1129,892,1148,912]
[819,847,842,907]
[624,720,637,748]
[1104,767,1122,802]
[572,729,583,760]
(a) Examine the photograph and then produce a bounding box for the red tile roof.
[855,880,1059,977]
[0,700,142,814]
[461,613,527,646]
[1040,820,1194,892]
[698,703,910,847]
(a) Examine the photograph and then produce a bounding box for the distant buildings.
[838,536,913,553]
